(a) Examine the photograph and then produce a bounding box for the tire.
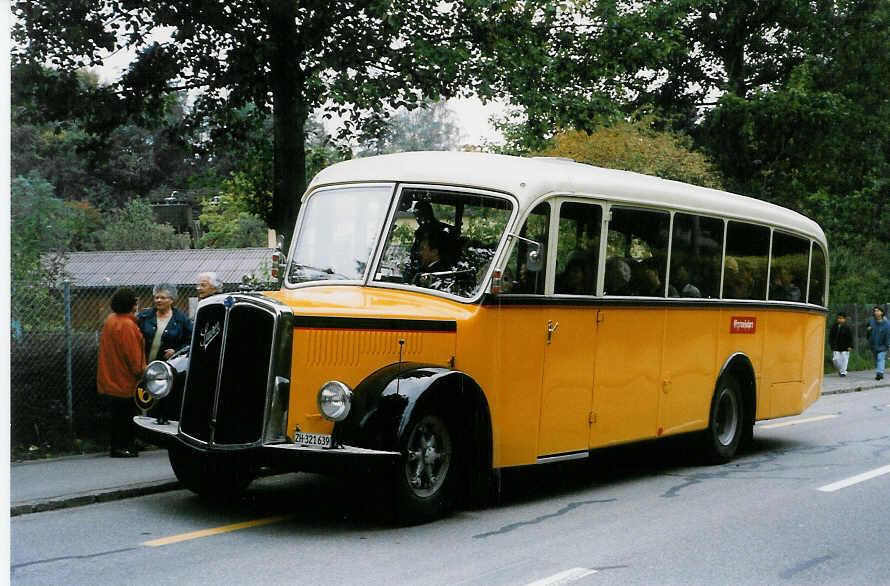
[168,444,256,499]
[393,412,457,524]
[702,374,744,464]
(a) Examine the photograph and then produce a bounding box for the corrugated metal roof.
[62,248,274,288]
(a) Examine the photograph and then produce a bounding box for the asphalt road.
[11,388,890,585]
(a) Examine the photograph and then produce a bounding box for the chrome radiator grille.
[179,297,282,446]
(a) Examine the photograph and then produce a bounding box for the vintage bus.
[136,152,828,522]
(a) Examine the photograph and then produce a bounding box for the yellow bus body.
[266,286,824,469]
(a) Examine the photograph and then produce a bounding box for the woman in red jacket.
[97,288,147,457]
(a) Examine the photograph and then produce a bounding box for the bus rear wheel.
[702,374,744,464]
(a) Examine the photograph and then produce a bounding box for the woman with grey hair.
[196,271,222,299]
[137,282,193,361]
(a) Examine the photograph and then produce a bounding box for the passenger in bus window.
[724,257,752,299]
[604,257,632,295]
[630,257,665,297]
[771,266,801,301]
[669,261,702,298]
[555,250,589,295]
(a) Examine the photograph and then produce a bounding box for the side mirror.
[526,243,544,273]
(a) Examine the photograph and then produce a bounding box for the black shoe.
[840,373,846,377]
[878,374,884,381]
[110,448,138,458]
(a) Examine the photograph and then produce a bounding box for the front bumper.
[134,416,400,474]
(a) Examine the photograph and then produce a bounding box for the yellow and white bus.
[137,152,827,522]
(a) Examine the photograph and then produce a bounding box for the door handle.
[547,320,559,344]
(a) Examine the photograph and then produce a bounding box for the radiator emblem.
[200,321,221,349]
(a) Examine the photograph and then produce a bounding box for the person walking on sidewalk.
[97,288,147,458]
[829,312,854,377]
[866,306,890,381]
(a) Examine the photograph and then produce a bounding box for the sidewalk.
[10,448,178,516]
[10,371,890,517]
[820,368,890,395]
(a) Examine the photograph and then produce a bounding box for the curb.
[10,480,181,517]
[821,382,890,396]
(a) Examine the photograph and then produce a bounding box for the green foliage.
[13,0,480,240]
[358,100,462,156]
[828,240,890,305]
[9,171,98,331]
[11,172,91,281]
[535,119,724,189]
[198,173,270,249]
[96,199,191,251]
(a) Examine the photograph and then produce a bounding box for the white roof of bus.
[309,151,826,243]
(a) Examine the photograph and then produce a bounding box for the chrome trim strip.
[536,450,589,464]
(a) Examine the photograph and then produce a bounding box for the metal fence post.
[64,279,74,437]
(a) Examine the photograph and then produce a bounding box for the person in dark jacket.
[867,306,890,380]
[97,288,147,457]
[138,283,193,362]
[829,312,854,377]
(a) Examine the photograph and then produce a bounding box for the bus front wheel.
[702,375,744,464]
[393,411,457,524]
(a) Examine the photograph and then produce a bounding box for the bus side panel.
[802,312,826,408]
[591,307,665,448]
[718,309,767,419]
[658,308,719,436]
[486,305,547,467]
[769,312,825,418]
[762,309,806,418]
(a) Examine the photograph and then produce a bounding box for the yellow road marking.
[760,414,838,429]
[142,515,289,547]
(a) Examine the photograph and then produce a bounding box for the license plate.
[293,432,331,448]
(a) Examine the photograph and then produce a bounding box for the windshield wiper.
[290,263,349,280]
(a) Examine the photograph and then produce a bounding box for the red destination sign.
[730,316,757,334]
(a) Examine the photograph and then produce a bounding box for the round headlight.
[317,381,352,422]
[143,361,174,399]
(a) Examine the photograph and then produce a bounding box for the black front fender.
[333,362,489,455]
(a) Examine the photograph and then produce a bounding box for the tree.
[11,63,198,210]
[535,119,724,189]
[96,199,191,250]
[10,172,99,330]
[198,173,270,249]
[357,100,462,156]
[13,0,475,244]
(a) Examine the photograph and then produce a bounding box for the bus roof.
[309,151,826,244]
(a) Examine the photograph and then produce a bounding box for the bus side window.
[605,207,670,297]
[669,213,724,299]
[503,202,550,295]
[554,202,602,295]
[769,231,809,302]
[808,243,827,305]
[723,221,770,300]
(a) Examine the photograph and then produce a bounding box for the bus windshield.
[374,187,513,299]
[288,184,393,284]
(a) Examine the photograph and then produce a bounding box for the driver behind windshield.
[405,200,456,282]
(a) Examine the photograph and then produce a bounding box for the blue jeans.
[877,351,887,375]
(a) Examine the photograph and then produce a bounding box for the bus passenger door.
[538,307,596,458]
[537,200,602,458]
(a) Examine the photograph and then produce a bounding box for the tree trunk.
[269,3,307,248]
